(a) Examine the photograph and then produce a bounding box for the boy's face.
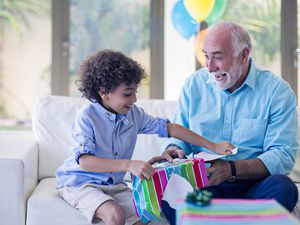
[99,83,138,114]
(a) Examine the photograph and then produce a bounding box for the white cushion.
[27,178,169,225]
[32,96,88,180]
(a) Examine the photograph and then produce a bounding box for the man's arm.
[206,158,270,186]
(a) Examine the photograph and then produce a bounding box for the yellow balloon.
[184,0,215,22]
[195,29,207,66]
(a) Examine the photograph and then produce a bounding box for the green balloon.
[205,0,227,24]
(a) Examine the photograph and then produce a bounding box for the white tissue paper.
[194,147,238,161]
[162,173,193,209]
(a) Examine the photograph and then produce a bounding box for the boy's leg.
[245,174,298,212]
[94,200,125,225]
[58,184,116,224]
[110,183,142,225]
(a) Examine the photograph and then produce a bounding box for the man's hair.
[211,21,252,57]
[77,50,145,103]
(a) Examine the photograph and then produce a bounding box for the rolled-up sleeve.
[72,114,96,164]
[258,83,298,175]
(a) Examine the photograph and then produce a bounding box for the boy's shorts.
[58,183,140,224]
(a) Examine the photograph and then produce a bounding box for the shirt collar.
[92,101,127,122]
[206,58,257,91]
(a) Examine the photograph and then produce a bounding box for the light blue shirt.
[56,102,169,188]
[163,60,298,175]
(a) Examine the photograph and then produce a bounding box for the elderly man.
[160,21,298,224]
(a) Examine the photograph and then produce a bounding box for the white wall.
[164,0,196,101]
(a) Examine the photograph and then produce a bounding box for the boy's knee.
[109,206,126,225]
[95,201,126,225]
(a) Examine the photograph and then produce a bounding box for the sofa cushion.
[26,178,169,225]
[27,178,91,225]
[32,96,88,180]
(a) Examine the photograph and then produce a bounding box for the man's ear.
[241,47,250,62]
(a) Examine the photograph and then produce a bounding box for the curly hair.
[77,50,145,103]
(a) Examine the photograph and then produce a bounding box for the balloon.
[183,0,215,22]
[195,29,207,66]
[171,0,199,39]
[206,0,227,25]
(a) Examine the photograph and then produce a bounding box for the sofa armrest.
[0,130,38,225]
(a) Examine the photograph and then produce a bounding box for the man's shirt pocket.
[234,118,268,146]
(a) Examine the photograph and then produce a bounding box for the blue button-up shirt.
[56,102,169,188]
[163,60,298,175]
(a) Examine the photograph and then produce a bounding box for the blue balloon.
[171,0,199,39]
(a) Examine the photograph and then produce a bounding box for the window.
[219,0,281,76]
[0,0,51,128]
[69,0,151,99]
[0,0,298,129]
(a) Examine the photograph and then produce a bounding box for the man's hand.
[162,145,186,162]
[148,145,186,164]
[206,159,231,186]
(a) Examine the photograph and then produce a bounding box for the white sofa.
[0,95,300,225]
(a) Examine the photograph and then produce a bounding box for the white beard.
[213,63,242,90]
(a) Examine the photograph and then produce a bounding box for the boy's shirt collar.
[93,101,128,122]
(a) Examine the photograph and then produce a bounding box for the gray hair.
[209,21,252,57]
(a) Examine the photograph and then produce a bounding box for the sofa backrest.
[32,95,177,180]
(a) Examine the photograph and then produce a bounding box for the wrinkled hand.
[205,159,231,186]
[162,145,186,162]
[128,160,154,180]
[213,141,235,155]
[148,145,186,164]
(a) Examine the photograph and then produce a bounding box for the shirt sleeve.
[161,76,194,154]
[136,107,170,138]
[72,109,96,164]
[258,82,298,175]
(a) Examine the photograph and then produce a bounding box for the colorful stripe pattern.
[132,158,208,223]
[177,199,300,225]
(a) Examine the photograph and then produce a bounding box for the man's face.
[99,83,138,114]
[213,58,243,90]
[202,29,243,91]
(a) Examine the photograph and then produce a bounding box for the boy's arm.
[79,154,154,179]
[167,123,234,155]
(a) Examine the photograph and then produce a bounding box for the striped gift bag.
[132,158,208,223]
[177,199,300,225]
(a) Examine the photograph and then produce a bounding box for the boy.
[55,50,235,225]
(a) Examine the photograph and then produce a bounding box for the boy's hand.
[128,160,154,180]
[213,141,235,155]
